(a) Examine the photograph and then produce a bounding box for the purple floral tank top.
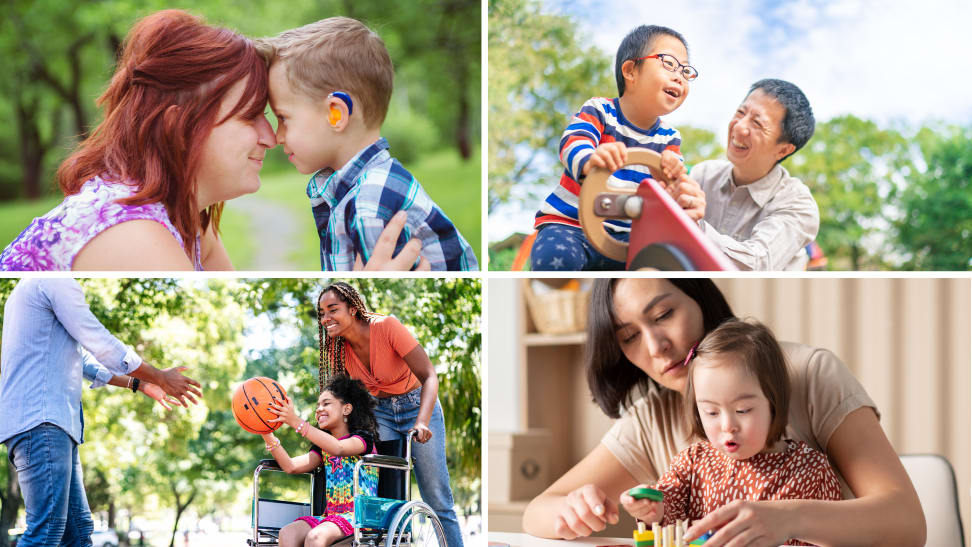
[0,175,202,271]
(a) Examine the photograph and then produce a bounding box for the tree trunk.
[15,93,44,199]
[455,67,471,159]
[851,243,861,271]
[108,499,116,529]
[168,485,197,547]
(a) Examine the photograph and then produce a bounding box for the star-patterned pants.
[531,223,628,271]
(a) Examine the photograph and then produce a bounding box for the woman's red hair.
[57,9,268,262]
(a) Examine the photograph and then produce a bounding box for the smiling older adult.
[690,79,819,271]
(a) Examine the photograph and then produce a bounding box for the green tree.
[787,115,909,269]
[488,0,614,211]
[896,126,972,270]
[241,278,483,511]
[680,126,725,169]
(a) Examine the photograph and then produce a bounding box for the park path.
[228,193,301,270]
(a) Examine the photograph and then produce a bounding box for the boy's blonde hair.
[257,17,393,128]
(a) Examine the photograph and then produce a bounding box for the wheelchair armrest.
[361,453,409,469]
[257,459,281,471]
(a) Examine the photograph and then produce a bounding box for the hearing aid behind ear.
[328,91,353,125]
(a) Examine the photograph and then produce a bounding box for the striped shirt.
[307,138,478,271]
[535,97,682,232]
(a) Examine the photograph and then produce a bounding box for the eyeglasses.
[637,53,699,81]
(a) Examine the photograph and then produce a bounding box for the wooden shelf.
[523,332,586,346]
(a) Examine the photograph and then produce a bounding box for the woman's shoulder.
[0,175,181,271]
[780,341,850,378]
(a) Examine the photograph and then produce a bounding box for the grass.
[407,148,482,265]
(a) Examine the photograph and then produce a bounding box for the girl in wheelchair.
[261,375,380,547]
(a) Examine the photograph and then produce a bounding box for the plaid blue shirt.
[306,138,478,271]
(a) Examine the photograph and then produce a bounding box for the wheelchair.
[248,430,446,547]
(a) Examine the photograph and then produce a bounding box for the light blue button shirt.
[0,278,141,445]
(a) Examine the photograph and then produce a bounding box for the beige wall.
[714,278,971,539]
[492,277,970,541]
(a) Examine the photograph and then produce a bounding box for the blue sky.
[541,0,972,133]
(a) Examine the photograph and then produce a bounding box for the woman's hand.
[139,381,182,411]
[267,398,301,429]
[411,422,432,443]
[353,211,431,271]
[619,485,663,524]
[669,175,706,221]
[552,484,619,539]
[684,499,789,547]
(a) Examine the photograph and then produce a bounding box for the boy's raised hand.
[620,485,665,524]
[582,142,628,176]
[659,149,687,184]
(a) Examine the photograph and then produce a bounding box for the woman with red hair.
[1,10,272,270]
[0,10,423,271]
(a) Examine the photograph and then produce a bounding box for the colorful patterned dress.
[0,175,202,271]
[299,431,379,536]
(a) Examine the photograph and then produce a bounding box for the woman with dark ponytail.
[314,281,464,547]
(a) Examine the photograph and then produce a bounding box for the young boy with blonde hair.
[258,17,477,271]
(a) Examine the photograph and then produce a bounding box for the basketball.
[232,377,289,434]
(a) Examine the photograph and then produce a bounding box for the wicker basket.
[522,279,591,334]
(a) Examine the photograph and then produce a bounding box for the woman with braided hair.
[315,281,464,547]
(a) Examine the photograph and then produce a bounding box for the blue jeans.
[5,423,93,547]
[531,223,628,270]
[373,387,464,547]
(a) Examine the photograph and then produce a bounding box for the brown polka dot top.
[656,439,841,546]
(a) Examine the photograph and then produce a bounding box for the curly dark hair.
[322,374,379,443]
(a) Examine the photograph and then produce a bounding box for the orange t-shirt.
[343,315,421,396]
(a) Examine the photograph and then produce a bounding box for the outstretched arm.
[260,433,322,474]
[267,399,367,457]
[82,356,182,411]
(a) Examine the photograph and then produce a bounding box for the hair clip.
[329,91,353,116]
[683,342,699,367]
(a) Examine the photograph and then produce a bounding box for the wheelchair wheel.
[385,500,447,547]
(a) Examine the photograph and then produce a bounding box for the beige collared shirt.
[692,159,819,271]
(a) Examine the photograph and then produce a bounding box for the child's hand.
[267,398,300,429]
[669,174,706,222]
[659,149,687,184]
[620,485,664,524]
[582,142,628,176]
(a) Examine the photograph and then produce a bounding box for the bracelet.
[131,378,140,393]
[127,377,133,390]
[265,437,281,452]
[296,420,309,437]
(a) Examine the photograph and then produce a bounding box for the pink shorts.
[295,515,354,536]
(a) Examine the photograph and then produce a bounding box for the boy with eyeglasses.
[532,25,700,271]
